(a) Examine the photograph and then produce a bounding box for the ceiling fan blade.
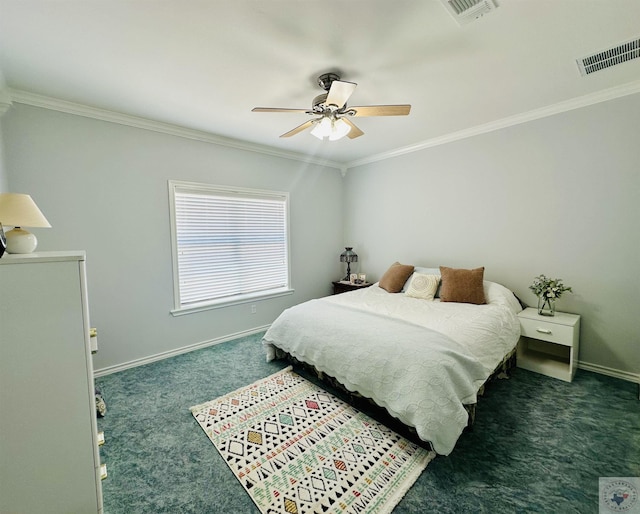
[348,105,411,117]
[280,120,315,138]
[252,107,309,114]
[325,80,357,109]
[343,118,364,139]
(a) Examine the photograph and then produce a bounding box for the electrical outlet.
[251,304,257,314]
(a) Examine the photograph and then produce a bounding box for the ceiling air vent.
[577,37,640,76]
[440,0,497,25]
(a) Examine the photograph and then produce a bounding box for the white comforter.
[262,281,522,455]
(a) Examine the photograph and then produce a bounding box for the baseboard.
[578,360,640,384]
[93,325,271,377]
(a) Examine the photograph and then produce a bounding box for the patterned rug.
[190,366,435,514]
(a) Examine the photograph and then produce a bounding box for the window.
[169,180,292,314]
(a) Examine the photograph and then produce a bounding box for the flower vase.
[537,296,556,316]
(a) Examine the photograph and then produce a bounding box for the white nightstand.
[517,307,580,382]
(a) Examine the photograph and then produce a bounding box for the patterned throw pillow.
[405,273,441,300]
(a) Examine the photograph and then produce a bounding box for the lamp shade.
[0,193,51,228]
[339,247,358,263]
[0,193,51,254]
[311,117,352,141]
[329,118,351,141]
[311,117,332,140]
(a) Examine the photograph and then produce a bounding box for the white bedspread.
[263,281,521,455]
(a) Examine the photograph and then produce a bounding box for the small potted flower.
[529,274,573,316]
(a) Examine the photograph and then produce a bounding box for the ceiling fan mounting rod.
[317,72,341,91]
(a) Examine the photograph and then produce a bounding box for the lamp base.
[6,227,38,254]
[342,263,352,282]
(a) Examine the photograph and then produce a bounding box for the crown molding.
[0,89,12,117]
[7,89,344,171]
[346,80,640,170]
[7,80,640,174]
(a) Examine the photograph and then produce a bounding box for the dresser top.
[0,250,86,265]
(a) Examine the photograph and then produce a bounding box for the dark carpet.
[96,333,639,513]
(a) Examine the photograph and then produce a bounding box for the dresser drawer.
[519,317,574,346]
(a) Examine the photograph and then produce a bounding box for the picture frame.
[350,273,357,284]
[0,222,6,258]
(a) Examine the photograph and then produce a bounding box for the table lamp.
[0,193,51,254]
[339,247,358,281]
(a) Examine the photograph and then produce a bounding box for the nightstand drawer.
[519,318,574,346]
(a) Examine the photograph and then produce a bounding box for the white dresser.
[0,252,103,513]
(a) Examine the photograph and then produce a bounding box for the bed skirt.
[274,346,517,452]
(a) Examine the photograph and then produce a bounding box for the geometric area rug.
[190,366,436,514]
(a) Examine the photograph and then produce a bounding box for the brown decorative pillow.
[379,262,415,293]
[439,266,486,305]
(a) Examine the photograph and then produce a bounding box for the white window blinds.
[169,181,290,312]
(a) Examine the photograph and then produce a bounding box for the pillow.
[405,273,441,300]
[378,262,415,293]
[402,266,442,295]
[439,266,486,305]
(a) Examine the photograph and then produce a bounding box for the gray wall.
[0,127,7,192]
[0,109,7,192]
[0,72,8,192]
[344,93,640,377]
[2,104,344,372]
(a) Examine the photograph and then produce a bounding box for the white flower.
[529,274,572,300]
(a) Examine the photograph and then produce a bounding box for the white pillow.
[402,267,441,293]
[405,273,441,300]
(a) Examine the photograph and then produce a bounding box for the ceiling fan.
[252,73,411,141]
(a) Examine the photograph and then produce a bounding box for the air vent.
[577,37,640,76]
[440,0,497,25]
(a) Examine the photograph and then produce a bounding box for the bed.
[262,265,522,455]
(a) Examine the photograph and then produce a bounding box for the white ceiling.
[1,1,639,167]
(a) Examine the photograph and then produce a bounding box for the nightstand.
[517,307,580,382]
[332,280,373,295]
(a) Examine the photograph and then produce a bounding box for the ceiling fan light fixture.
[310,116,351,141]
[310,117,332,140]
[329,118,351,141]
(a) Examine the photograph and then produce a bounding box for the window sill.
[170,288,294,316]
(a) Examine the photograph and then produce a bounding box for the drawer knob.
[536,328,552,334]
